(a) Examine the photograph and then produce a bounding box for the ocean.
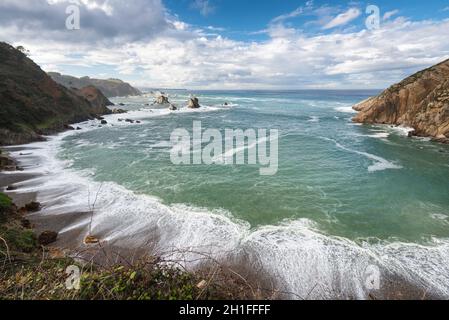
[7,90,449,299]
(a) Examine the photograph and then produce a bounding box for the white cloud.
[1,1,449,90]
[383,10,399,21]
[271,7,304,24]
[322,8,361,30]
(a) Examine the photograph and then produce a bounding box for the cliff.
[48,72,141,97]
[353,59,449,142]
[0,42,112,146]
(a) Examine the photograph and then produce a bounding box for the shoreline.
[1,138,447,300]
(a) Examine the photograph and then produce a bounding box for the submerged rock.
[188,97,201,109]
[101,120,108,125]
[169,104,178,111]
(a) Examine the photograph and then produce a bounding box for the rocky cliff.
[74,86,114,114]
[48,72,141,97]
[353,59,449,143]
[0,42,112,146]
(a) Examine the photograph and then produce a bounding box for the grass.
[0,193,12,209]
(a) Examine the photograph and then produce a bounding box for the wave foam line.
[5,124,449,300]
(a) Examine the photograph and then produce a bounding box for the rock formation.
[188,97,201,109]
[74,85,114,114]
[153,95,170,105]
[48,72,141,97]
[353,59,449,143]
[0,42,113,146]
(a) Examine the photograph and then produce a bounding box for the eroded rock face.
[353,59,449,142]
[74,86,114,115]
[188,97,201,109]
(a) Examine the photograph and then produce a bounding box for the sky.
[0,0,448,89]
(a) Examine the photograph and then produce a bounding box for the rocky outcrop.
[74,85,114,114]
[153,95,170,105]
[188,97,201,109]
[48,72,141,97]
[353,59,449,142]
[0,42,113,146]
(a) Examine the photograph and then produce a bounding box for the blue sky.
[165,0,449,40]
[0,0,448,89]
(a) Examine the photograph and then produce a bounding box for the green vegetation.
[0,192,12,209]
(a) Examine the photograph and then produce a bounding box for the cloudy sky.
[1,0,448,89]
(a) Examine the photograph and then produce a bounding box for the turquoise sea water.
[58,90,449,244]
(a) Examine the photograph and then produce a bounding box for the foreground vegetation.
[0,191,264,300]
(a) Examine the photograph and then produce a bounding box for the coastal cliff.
[0,42,112,146]
[353,59,449,142]
[48,72,141,98]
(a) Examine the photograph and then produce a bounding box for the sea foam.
[4,108,449,300]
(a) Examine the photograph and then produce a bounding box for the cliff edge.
[353,59,449,143]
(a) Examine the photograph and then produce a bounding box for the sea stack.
[353,59,449,143]
[154,94,170,105]
[188,97,201,109]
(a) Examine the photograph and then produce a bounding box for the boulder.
[169,104,178,111]
[188,97,201,109]
[38,231,58,246]
[0,155,17,171]
[111,108,127,114]
[101,120,108,125]
[23,201,41,212]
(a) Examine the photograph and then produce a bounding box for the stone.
[24,201,41,212]
[38,231,58,246]
[101,120,108,125]
[84,235,100,245]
